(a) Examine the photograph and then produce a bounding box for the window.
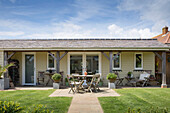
[47,53,55,69]
[113,53,121,70]
[86,55,99,74]
[135,53,143,69]
[70,55,82,75]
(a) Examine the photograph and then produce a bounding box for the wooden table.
[44,72,55,86]
[72,75,94,77]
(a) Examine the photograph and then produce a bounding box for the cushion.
[139,73,150,80]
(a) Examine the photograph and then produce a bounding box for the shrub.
[106,73,117,80]
[127,107,169,113]
[28,104,53,113]
[52,73,61,81]
[0,101,23,113]
[149,107,168,113]
[127,107,141,113]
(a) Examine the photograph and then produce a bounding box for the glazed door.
[70,55,83,75]
[23,53,36,85]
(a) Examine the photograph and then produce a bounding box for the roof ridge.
[0,38,157,41]
[152,33,163,39]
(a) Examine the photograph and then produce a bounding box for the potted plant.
[127,71,132,78]
[106,73,117,83]
[0,63,14,90]
[52,73,61,83]
[52,73,61,89]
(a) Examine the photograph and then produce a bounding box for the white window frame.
[134,53,143,70]
[47,53,56,70]
[67,52,102,75]
[22,52,36,86]
[112,53,121,70]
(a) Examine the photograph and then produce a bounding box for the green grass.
[0,90,72,113]
[98,88,170,113]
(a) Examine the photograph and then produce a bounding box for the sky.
[0,0,169,39]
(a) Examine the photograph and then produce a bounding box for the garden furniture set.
[115,71,154,87]
[67,74,101,93]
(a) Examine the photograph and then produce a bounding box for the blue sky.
[0,0,169,39]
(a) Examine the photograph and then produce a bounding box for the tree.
[0,63,14,79]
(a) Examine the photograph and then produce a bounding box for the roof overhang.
[1,47,169,52]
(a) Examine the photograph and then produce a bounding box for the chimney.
[162,26,168,34]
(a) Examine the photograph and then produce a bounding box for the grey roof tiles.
[0,39,168,49]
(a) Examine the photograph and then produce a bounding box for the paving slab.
[49,87,120,97]
[68,95,103,113]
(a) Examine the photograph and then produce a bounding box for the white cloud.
[0,31,24,36]
[52,23,82,31]
[108,24,123,35]
[24,24,155,39]
[108,24,155,38]
[118,0,170,32]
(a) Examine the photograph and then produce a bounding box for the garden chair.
[114,72,124,86]
[92,74,101,91]
[67,75,75,94]
[67,74,84,93]
[37,71,45,85]
[72,75,85,93]
[87,74,100,93]
[130,72,150,87]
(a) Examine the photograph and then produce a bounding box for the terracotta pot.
[109,78,116,83]
[54,79,61,83]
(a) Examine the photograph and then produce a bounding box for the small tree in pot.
[52,73,61,83]
[106,73,117,83]
[0,63,14,79]
[0,63,14,90]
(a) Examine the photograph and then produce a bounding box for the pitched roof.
[152,31,170,44]
[0,39,169,51]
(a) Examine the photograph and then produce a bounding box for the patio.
[49,87,120,113]
[49,87,120,97]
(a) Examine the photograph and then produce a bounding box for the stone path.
[68,94,103,113]
[49,87,120,113]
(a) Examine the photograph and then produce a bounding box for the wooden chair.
[92,74,101,91]
[67,75,75,94]
[67,75,84,93]
[87,74,100,93]
[130,72,151,87]
[37,71,45,85]
[72,75,85,93]
[115,72,124,86]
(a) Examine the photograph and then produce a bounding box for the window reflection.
[86,55,99,74]
[70,55,82,75]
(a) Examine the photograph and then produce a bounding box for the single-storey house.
[0,39,169,88]
[152,26,170,86]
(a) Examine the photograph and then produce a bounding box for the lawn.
[98,88,170,113]
[0,89,72,113]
